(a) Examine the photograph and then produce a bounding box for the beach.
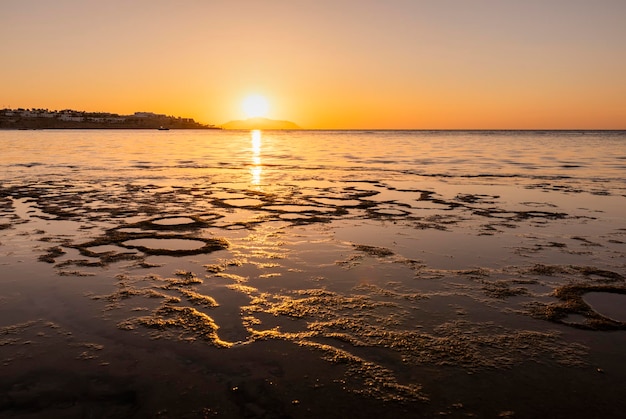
[1,129,625,418]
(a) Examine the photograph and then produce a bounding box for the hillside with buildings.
[0,109,218,129]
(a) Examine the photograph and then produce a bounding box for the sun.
[242,95,269,118]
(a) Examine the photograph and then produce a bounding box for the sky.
[1,0,625,129]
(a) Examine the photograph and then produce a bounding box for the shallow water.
[583,292,626,322]
[1,129,625,418]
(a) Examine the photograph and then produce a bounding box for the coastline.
[0,122,220,130]
[0,109,218,130]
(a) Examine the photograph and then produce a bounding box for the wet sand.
[1,130,625,417]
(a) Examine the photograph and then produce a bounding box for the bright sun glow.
[242,95,269,118]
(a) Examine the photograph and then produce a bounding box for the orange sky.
[1,0,625,129]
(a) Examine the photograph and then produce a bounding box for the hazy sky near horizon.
[1,0,625,129]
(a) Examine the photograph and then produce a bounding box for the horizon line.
[223,128,626,131]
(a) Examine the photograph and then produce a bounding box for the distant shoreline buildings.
[0,108,219,129]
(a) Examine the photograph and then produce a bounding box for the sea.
[2,129,625,184]
[1,129,625,418]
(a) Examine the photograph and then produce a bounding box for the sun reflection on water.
[251,130,262,186]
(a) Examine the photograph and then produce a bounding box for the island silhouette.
[221,117,300,130]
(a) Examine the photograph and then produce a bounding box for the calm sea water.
[1,130,625,188]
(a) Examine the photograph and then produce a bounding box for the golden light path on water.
[250,129,262,186]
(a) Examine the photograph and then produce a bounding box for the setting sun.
[242,95,269,118]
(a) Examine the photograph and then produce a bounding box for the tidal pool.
[122,238,208,251]
[151,217,196,226]
[583,292,626,322]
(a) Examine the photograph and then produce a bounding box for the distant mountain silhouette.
[221,117,300,130]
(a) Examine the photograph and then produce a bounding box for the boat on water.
[157,126,170,131]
